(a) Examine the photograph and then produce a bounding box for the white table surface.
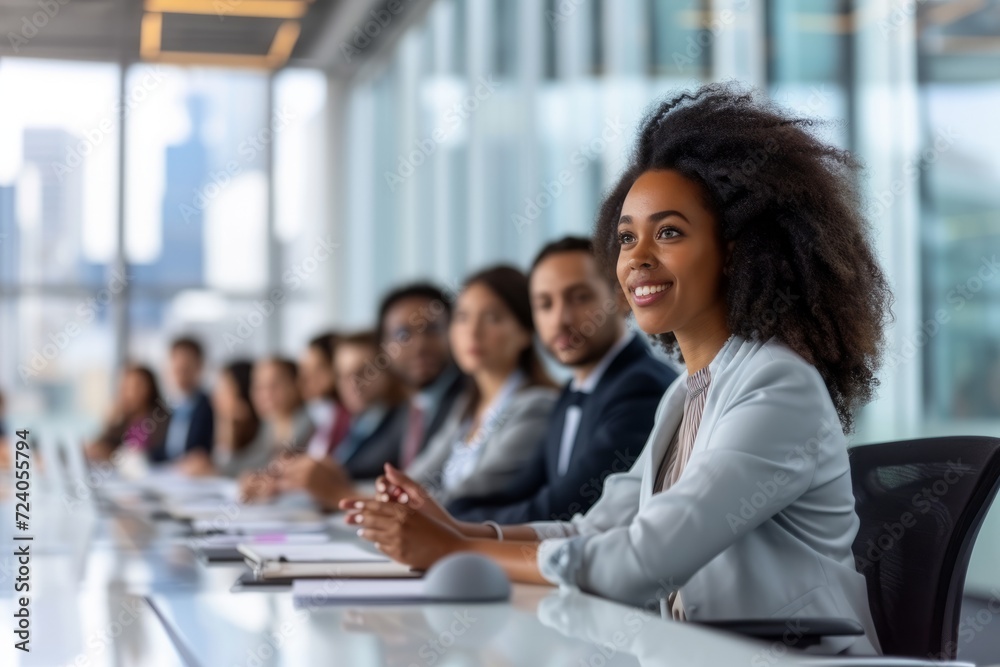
[0,469,918,667]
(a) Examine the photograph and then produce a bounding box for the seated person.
[265,283,466,504]
[151,336,214,467]
[447,237,677,524]
[327,331,411,476]
[342,85,888,655]
[375,283,466,466]
[86,364,170,461]
[181,361,260,476]
[225,357,313,482]
[299,332,351,459]
[279,267,560,509]
[0,390,9,470]
[404,265,558,505]
[269,331,410,501]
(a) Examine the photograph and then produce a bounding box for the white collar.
[570,329,635,393]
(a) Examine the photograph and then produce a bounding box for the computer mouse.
[423,552,512,602]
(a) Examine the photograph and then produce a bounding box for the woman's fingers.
[343,501,414,529]
[343,499,402,515]
[384,464,423,503]
[337,496,368,511]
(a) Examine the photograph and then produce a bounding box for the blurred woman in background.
[86,364,170,462]
[404,265,558,505]
[176,360,261,476]
[0,390,9,470]
[271,330,410,504]
[229,357,313,484]
[299,332,351,459]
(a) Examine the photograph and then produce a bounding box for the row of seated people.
[84,236,678,525]
[68,85,893,655]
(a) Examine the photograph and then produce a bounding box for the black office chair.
[696,436,1000,661]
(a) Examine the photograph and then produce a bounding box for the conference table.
[0,465,929,667]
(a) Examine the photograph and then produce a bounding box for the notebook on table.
[190,517,331,536]
[190,533,331,563]
[238,542,420,580]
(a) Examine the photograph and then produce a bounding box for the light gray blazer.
[531,335,880,656]
[214,408,313,478]
[407,385,557,505]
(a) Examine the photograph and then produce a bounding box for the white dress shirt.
[556,330,635,476]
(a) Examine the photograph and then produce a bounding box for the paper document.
[190,518,330,535]
[293,578,429,605]
[239,542,388,565]
[187,533,331,549]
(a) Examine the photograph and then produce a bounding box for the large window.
[0,60,328,428]
[339,0,1000,446]
[918,11,1000,427]
[338,0,720,326]
[0,59,120,432]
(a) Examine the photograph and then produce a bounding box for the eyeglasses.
[388,319,448,344]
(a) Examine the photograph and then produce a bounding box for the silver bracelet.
[483,520,503,541]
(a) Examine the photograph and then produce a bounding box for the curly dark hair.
[593,83,893,433]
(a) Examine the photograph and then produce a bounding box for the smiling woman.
[341,82,893,657]
[614,170,733,377]
[595,84,893,433]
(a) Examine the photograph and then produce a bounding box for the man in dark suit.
[446,237,677,524]
[151,336,214,464]
[375,283,466,467]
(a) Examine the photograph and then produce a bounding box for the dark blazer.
[447,336,677,524]
[148,390,214,463]
[335,404,410,480]
[417,366,468,455]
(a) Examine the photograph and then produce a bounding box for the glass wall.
[336,0,1000,447]
[5,3,994,466]
[332,0,1000,603]
[0,60,328,429]
[1,0,998,596]
[336,0,722,327]
[0,59,121,432]
[918,7,1000,428]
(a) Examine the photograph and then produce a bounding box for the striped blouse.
[652,364,713,620]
